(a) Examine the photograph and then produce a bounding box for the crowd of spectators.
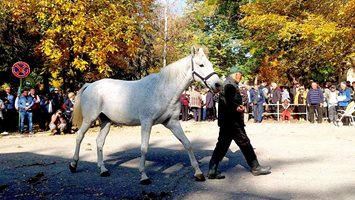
[180,80,355,125]
[0,85,76,135]
[179,86,219,122]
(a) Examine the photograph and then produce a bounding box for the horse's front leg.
[164,119,205,181]
[139,122,153,185]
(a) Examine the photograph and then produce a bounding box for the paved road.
[1,121,355,199]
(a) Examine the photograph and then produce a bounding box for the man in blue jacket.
[306,82,324,123]
[338,82,352,125]
[18,88,34,134]
[250,85,266,123]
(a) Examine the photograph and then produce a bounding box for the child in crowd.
[281,98,292,123]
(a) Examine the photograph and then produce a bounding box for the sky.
[157,0,187,15]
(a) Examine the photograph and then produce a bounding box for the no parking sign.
[12,61,31,79]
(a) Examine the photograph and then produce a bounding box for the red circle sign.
[12,61,30,79]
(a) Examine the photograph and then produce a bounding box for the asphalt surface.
[1,121,355,199]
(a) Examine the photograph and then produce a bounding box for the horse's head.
[191,47,222,93]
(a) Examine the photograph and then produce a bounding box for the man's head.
[30,88,36,95]
[21,88,29,96]
[352,81,355,87]
[330,85,336,91]
[56,109,62,115]
[68,92,75,100]
[299,86,305,91]
[5,86,10,94]
[234,72,243,83]
[311,82,318,89]
[271,82,277,88]
[340,82,347,90]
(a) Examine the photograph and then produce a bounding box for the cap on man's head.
[330,85,336,89]
[229,66,243,74]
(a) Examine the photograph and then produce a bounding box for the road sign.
[12,61,30,79]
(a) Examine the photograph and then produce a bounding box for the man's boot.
[250,159,271,176]
[208,160,225,179]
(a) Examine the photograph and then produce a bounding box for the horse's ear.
[191,46,197,55]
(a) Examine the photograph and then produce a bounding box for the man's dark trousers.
[211,125,257,167]
[309,104,322,123]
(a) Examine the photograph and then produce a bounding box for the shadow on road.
[0,137,341,200]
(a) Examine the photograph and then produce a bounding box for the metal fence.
[247,103,309,121]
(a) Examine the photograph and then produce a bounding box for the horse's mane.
[157,55,191,84]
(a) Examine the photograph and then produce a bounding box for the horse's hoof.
[140,178,152,185]
[194,174,206,182]
[100,171,110,177]
[69,163,76,173]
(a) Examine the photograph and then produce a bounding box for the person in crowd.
[205,89,215,121]
[250,85,265,123]
[352,81,355,101]
[18,88,34,134]
[63,92,75,133]
[324,85,339,125]
[306,82,324,124]
[49,109,67,135]
[281,98,291,123]
[180,89,190,121]
[281,87,290,102]
[213,92,219,119]
[189,86,202,122]
[0,97,5,135]
[290,81,300,104]
[201,89,207,121]
[337,82,352,125]
[2,86,17,134]
[40,95,51,131]
[294,86,307,121]
[240,84,250,122]
[29,88,41,130]
[51,88,61,112]
[322,82,332,120]
[269,82,282,120]
[260,81,270,104]
[208,70,271,179]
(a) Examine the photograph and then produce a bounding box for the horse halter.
[191,57,218,89]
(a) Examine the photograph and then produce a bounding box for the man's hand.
[236,105,245,113]
[320,103,323,107]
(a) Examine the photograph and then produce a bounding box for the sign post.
[12,61,31,132]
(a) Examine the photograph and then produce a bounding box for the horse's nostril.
[215,83,221,88]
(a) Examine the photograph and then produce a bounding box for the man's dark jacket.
[218,77,245,128]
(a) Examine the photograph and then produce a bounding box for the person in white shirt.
[325,85,339,125]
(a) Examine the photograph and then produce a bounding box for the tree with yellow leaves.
[240,0,355,84]
[1,0,158,91]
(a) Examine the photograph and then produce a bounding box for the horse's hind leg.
[96,116,111,177]
[164,119,205,181]
[69,121,91,172]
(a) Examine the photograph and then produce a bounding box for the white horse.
[69,47,222,184]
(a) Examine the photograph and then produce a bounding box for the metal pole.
[277,102,280,121]
[18,78,22,132]
[163,0,168,67]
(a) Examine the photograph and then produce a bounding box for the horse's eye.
[199,64,204,67]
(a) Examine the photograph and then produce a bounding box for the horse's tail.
[72,83,91,128]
